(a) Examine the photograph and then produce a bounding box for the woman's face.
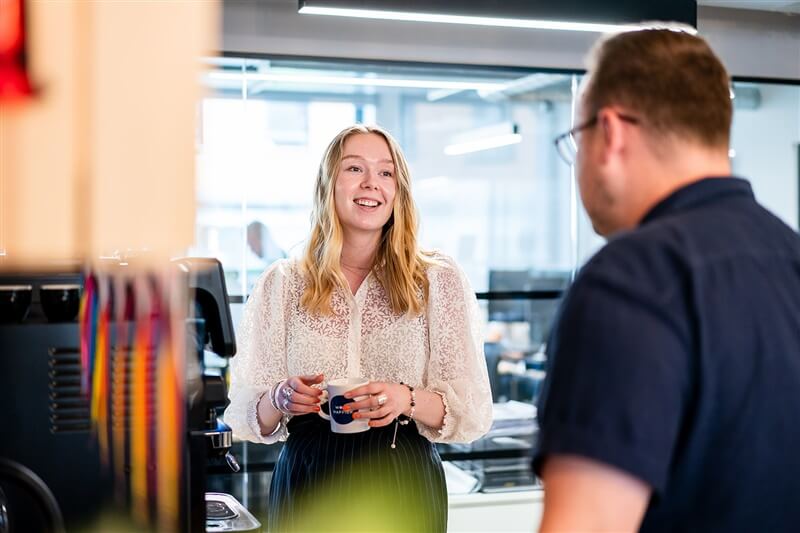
[333,133,398,239]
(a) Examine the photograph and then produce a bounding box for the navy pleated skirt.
[267,414,447,532]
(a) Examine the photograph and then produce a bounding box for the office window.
[198,57,800,502]
[730,81,800,230]
[194,57,578,299]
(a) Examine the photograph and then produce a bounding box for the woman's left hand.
[343,381,411,428]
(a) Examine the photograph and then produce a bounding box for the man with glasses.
[533,26,800,531]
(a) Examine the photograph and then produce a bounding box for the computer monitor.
[487,269,569,345]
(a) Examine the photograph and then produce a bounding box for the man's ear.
[598,108,627,163]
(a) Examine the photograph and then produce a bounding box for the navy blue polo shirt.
[534,177,800,532]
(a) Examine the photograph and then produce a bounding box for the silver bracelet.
[265,417,283,438]
[258,386,286,438]
[269,379,286,413]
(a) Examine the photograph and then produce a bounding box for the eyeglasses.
[553,113,640,166]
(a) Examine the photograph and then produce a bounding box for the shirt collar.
[640,176,754,226]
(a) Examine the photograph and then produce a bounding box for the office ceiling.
[697,1,800,14]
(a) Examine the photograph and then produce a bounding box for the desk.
[449,489,544,532]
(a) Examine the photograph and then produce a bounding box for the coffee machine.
[0,258,258,532]
[0,269,102,532]
[178,258,258,532]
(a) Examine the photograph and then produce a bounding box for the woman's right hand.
[275,374,325,415]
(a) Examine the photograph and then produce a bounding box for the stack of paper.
[489,400,537,437]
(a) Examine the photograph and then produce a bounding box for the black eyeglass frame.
[553,112,640,166]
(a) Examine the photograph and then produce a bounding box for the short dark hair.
[583,27,732,149]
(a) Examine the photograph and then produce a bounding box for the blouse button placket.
[346,274,370,378]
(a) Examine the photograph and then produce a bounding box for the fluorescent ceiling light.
[444,134,522,155]
[206,71,508,92]
[444,122,522,156]
[299,6,641,33]
[426,88,464,102]
[478,73,568,101]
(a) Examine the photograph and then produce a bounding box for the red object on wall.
[0,0,33,100]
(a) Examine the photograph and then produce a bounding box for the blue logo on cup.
[330,395,354,424]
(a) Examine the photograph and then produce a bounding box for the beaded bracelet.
[391,382,416,449]
[399,382,416,426]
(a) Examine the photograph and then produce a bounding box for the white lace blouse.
[224,253,493,445]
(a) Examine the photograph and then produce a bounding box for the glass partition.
[197,57,579,510]
[730,80,800,230]
[195,56,800,507]
[193,57,579,296]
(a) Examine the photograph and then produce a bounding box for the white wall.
[698,6,800,80]
[222,1,800,79]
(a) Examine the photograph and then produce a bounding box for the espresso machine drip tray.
[207,500,238,520]
[205,493,261,532]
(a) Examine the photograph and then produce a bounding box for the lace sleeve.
[224,260,291,444]
[417,255,493,443]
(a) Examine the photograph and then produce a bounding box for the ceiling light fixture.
[299,6,639,33]
[478,73,568,101]
[444,122,522,156]
[298,1,697,32]
[206,71,508,92]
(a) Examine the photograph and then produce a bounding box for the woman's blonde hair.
[300,124,432,316]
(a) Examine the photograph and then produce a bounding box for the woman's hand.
[342,381,412,428]
[275,374,325,415]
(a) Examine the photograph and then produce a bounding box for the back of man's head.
[583,26,732,151]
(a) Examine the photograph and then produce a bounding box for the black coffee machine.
[0,258,253,532]
[177,258,249,531]
[0,269,98,532]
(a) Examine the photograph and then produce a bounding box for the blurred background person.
[246,220,286,269]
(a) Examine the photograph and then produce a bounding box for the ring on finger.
[281,397,290,411]
[376,393,388,406]
[282,385,294,399]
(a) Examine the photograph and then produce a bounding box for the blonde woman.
[225,124,492,532]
